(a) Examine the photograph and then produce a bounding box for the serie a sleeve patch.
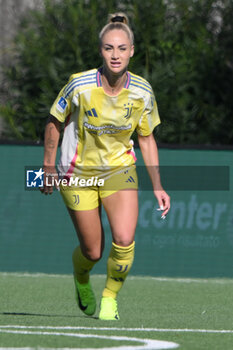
[56,97,68,113]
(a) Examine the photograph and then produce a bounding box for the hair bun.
[108,12,129,25]
[111,15,125,23]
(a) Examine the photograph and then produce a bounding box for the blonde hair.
[99,12,134,45]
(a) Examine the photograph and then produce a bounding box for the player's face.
[100,29,134,76]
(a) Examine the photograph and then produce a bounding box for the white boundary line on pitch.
[0,326,180,350]
[1,272,233,284]
[0,325,233,334]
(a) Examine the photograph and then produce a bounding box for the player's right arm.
[41,114,61,195]
[41,73,78,194]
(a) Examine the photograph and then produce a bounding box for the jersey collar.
[96,67,131,89]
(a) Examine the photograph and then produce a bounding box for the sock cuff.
[111,241,135,259]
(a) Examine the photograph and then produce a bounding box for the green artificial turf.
[0,273,233,349]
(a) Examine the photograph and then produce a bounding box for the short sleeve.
[50,74,77,123]
[136,92,161,136]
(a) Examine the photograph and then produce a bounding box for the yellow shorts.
[59,165,138,211]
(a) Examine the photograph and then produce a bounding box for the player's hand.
[40,166,59,195]
[154,189,170,219]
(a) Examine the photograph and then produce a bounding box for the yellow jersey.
[50,68,160,177]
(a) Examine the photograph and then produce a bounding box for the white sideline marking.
[0,325,233,334]
[0,326,179,350]
[1,272,233,284]
[0,272,70,279]
[129,276,233,285]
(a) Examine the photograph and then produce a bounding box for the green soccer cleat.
[74,277,96,316]
[99,297,120,320]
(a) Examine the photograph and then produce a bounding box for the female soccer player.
[41,12,170,320]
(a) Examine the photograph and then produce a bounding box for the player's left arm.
[138,133,170,218]
[41,115,61,195]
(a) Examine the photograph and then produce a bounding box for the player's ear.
[130,45,134,58]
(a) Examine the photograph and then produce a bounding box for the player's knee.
[85,248,103,262]
[113,236,134,247]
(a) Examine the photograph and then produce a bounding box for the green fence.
[0,144,232,277]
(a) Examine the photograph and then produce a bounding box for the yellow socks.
[102,241,135,299]
[72,246,97,284]
[73,242,135,299]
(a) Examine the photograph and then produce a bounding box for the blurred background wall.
[0,145,232,277]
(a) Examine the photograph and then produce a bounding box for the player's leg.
[68,205,105,264]
[67,206,105,316]
[60,186,104,316]
[99,188,138,320]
